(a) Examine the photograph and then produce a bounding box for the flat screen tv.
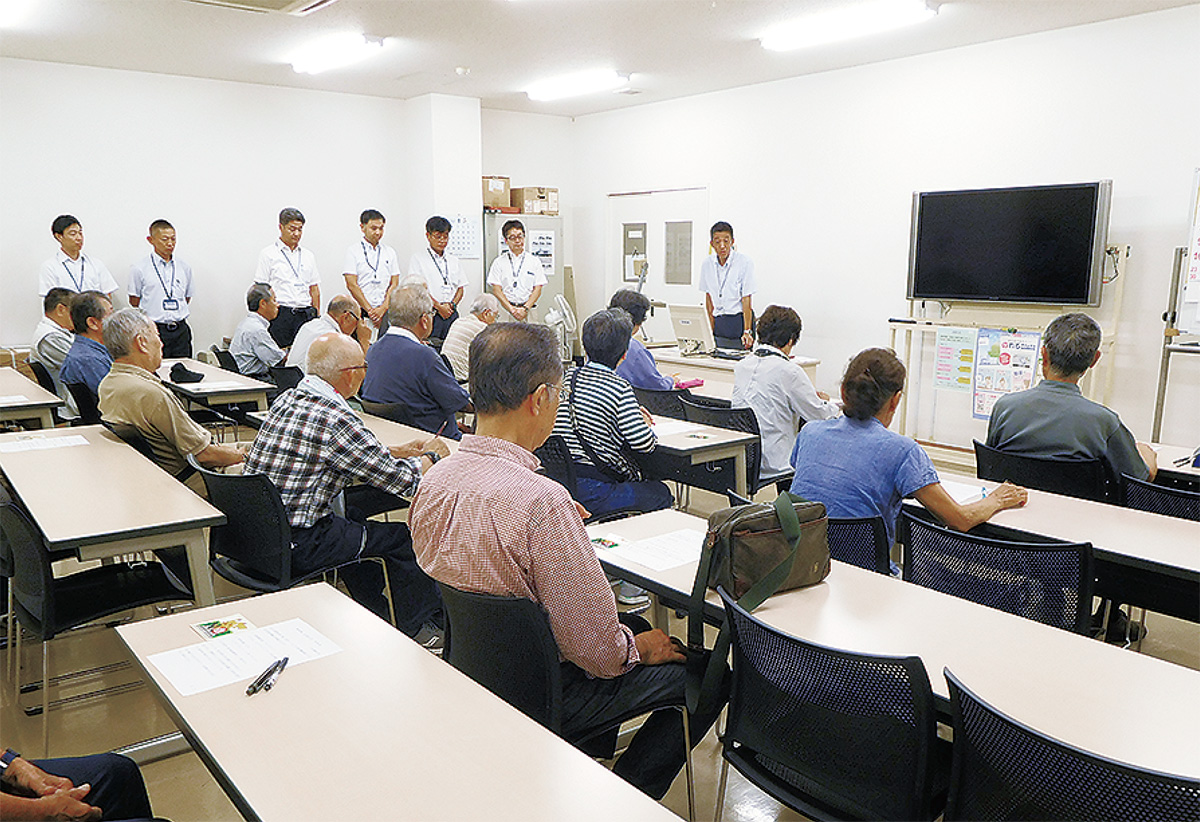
[907,181,1111,305]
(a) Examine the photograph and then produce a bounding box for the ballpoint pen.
[262,657,288,692]
[246,658,285,696]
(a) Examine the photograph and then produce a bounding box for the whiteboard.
[1179,168,1200,335]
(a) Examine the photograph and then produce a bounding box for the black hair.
[426,215,452,234]
[51,215,80,236]
[581,308,634,369]
[757,305,801,349]
[360,209,385,224]
[43,287,74,314]
[70,291,109,334]
[608,289,651,327]
[469,323,563,414]
[502,219,525,240]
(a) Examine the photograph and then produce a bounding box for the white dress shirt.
[486,250,548,305]
[38,250,118,297]
[255,240,320,308]
[698,250,756,316]
[342,240,401,308]
[286,315,340,371]
[732,345,839,477]
[409,247,467,304]
[128,252,193,322]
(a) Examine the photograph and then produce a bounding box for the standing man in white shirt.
[255,207,321,348]
[409,215,467,346]
[344,209,401,337]
[698,220,756,350]
[38,215,119,300]
[128,219,194,358]
[487,219,547,322]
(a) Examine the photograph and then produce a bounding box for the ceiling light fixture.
[760,0,937,52]
[290,32,384,75]
[525,69,629,102]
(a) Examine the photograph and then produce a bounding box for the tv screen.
[907,181,1111,305]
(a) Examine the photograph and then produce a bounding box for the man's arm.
[308,283,320,311]
[704,292,715,329]
[343,274,375,319]
[1136,442,1158,482]
[739,295,754,349]
[526,284,543,310]
[195,442,244,469]
[490,283,522,320]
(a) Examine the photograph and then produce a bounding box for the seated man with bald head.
[99,308,244,492]
[245,332,450,648]
[285,294,365,373]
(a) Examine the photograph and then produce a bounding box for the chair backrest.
[719,587,939,821]
[211,345,240,374]
[192,462,295,587]
[898,509,1093,633]
[533,434,578,498]
[438,584,563,732]
[360,399,418,428]
[27,360,57,394]
[632,386,690,420]
[65,382,100,425]
[829,516,891,575]
[268,365,304,392]
[0,498,55,638]
[945,669,1200,822]
[1121,473,1200,522]
[680,397,762,494]
[101,420,156,461]
[974,440,1114,504]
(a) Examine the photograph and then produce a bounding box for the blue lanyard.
[362,241,381,274]
[716,254,735,301]
[428,248,449,285]
[150,254,176,300]
[508,252,526,290]
[281,245,304,280]
[61,257,85,292]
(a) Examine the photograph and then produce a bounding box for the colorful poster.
[933,327,976,392]
[972,328,1041,419]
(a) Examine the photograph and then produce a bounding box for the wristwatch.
[423,451,442,464]
[0,747,21,775]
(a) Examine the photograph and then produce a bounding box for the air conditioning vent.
[182,0,340,16]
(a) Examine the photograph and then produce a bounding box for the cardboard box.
[482,176,510,209]
[511,186,559,216]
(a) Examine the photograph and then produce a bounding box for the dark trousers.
[713,312,753,350]
[269,305,317,348]
[155,320,192,358]
[429,308,459,348]
[560,614,724,800]
[22,753,153,821]
[290,513,441,635]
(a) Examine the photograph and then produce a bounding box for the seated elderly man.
[361,283,471,439]
[438,292,500,382]
[245,332,450,648]
[286,294,365,373]
[0,741,155,822]
[99,308,243,491]
[59,291,113,399]
[30,287,78,416]
[230,283,285,378]
[409,323,723,799]
[552,308,673,519]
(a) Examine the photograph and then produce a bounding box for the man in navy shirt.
[59,291,113,398]
[362,283,471,438]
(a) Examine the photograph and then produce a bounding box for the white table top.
[156,358,272,398]
[117,584,678,822]
[1153,443,1200,479]
[248,409,461,456]
[651,418,757,455]
[0,425,223,549]
[587,509,1200,779]
[0,365,62,409]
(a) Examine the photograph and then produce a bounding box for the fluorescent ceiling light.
[761,0,936,52]
[526,69,628,102]
[290,32,383,75]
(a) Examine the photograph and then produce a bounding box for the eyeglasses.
[340,364,368,373]
[540,382,562,402]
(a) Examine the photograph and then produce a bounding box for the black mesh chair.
[26,361,71,426]
[944,668,1200,821]
[2,497,193,755]
[1121,474,1200,521]
[717,587,947,821]
[898,508,1093,633]
[360,399,419,429]
[533,435,648,524]
[438,584,695,820]
[210,345,240,374]
[268,364,304,392]
[974,440,1115,504]
[680,397,788,495]
[632,386,691,419]
[188,456,395,626]
[64,382,101,425]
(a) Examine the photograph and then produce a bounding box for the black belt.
[156,320,187,330]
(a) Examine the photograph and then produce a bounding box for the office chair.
[1120,474,1200,521]
[268,364,304,392]
[533,435,650,524]
[26,361,72,426]
[64,382,101,425]
[944,668,1200,821]
[210,345,240,374]
[898,508,1093,633]
[438,584,695,821]
[360,399,419,429]
[974,440,1115,504]
[717,587,947,821]
[680,398,791,495]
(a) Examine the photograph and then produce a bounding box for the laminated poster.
[933,327,975,392]
[972,328,1041,420]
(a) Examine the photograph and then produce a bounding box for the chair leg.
[42,640,50,757]
[1134,609,1148,653]
[680,705,695,822]
[715,754,730,822]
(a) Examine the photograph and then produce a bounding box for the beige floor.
[2,487,1197,821]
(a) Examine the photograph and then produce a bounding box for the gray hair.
[470,323,562,414]
[306,332,360,381]
[1043,312,1101,377]
[103,308,155,359]
[470,292,501,317]
[389,282,434,328]
[327,294,360,317]
[279,207,305,225]
[247,282,273,312]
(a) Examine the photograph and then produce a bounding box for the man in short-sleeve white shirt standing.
[344,208,401,336]
[128,219,195,358]
[38,214,119,300]
[255,207,321,347]
[409,215,467,344]
[487,219,547,322]
[698,220,756,350]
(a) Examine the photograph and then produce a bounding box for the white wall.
[498,6,1198,446]
[0,57,411,352]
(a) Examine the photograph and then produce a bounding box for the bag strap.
[567,366,629,483]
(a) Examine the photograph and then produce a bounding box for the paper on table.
[652,419,700,437]
[148,618,342,697]
[605,528,706,572]
[0,395,29,402]
[0,435,90,453]
[939,478,986,505]
[188,380,245,390]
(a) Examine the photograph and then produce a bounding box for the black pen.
[262,657,288,692]
[246,658,284,696]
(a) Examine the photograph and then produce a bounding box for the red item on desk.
[676,378,704,390]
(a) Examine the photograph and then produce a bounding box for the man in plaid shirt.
[410,323,723,798]
[246,332,449,647]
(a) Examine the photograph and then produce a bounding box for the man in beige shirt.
[99,308,243,491]
[438,292,500,382]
